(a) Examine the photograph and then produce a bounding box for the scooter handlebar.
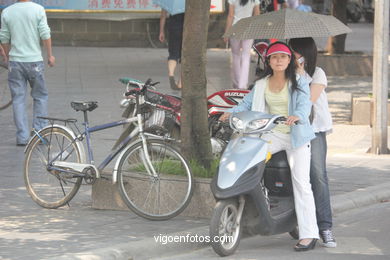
[274,116,298,125]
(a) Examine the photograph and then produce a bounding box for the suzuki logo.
[225,92,245,97]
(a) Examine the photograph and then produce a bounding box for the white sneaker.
[320,229,337,248]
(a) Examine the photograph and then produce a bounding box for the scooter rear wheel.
[209,199,242,256]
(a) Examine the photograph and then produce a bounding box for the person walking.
[0,0,55,146]
[220,42,319,251]
[289,37,336,248]
[224,0,260,89]
[159,9,184,91]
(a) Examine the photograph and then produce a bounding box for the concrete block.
[87,20,110,33]
[132,20,147,33]
[151,21,160,33]
[91,174,215,218]
[72,32,98,41]
[351,96,390,125]
[317,53,373,76]
[63,20,87,33]
[48,19,63,33]
[95,32,121,42]
[109,20,133,33]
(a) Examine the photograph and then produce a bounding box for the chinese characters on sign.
[0,0,159,10]
[0,0,224,12]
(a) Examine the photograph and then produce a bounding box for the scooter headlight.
[246,119,269,132]
[231,116,244,131]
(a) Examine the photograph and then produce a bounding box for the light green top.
[0,1,51,62]
[265,80,290,134]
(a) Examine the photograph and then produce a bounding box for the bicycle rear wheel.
[117,139,193,220]
[24,127,83,208]
[0,63,12,110]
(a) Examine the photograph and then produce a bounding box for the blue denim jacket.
[229,75,315,149]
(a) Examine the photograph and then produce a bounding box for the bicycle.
[23,79,194,220]
[0,63,12,110]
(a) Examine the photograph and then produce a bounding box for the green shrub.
[189,159,220,178]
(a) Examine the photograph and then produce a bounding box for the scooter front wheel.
[209,199,242,256]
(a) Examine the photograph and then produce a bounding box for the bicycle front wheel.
[24,127,83,209]
[117,139,193,220]
[0,63,12,110]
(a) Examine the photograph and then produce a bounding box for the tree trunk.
[327,0,348,54]
[181,0,213,168]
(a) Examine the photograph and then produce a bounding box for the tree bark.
[181,0,213,167]
[327,0,348,54]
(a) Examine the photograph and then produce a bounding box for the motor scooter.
[209,111,298,256]
[117,77,249,156]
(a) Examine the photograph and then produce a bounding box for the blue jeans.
[8,61,48,144]
[310,132,333,231]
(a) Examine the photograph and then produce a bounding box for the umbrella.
[153,0,185,15]
[224,8,352,40]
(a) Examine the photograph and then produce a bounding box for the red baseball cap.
[266,43,292,57]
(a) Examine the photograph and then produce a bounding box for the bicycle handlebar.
[125,78,160,96]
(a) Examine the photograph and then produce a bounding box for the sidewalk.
[1,23,390,259]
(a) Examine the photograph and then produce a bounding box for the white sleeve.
[311,67,327,87]
[228,0,236,5]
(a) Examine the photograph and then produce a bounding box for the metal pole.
[371,0,389,154]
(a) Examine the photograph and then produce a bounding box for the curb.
[47,226,209,260]
[331,181,390,214]
[50,181,390,260]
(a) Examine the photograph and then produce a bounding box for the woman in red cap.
[220,41,319,251]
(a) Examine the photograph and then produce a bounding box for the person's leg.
[8,62,29,145]
[229,38,241,89]
[237,39,253,89]
[310,132,336,247]
[167,59,177,77]
[176,26,183,89]
[167,27,182,89]
[310,132,332,229]
[286,142,319,241]
[261,132,286,154]
[28,62,48,131]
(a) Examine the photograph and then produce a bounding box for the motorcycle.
[209,111,298,256]
[117,77,250,156]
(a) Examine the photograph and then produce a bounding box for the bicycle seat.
[71,101,98,112]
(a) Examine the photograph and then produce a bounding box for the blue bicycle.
[23,79,193,220]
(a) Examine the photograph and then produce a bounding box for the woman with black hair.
[224,0,260,89]
[289,37,336,248]
[220,42,319,251]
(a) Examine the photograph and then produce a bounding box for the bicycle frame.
[36,110,162,185]
[82,115,139,168]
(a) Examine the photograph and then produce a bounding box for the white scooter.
[209,111,298,256]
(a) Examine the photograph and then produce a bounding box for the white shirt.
[228,0,260,25]
[306,67,333,133]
